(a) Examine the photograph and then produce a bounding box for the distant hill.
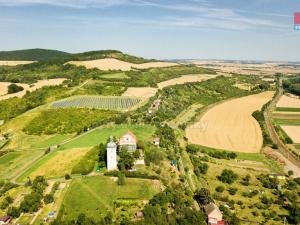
[0,49,71,61]
[0,49,154,64]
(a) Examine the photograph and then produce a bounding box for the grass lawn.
[17,148,90,181]
[0,150,43,180]
[274,118,300,126]
[100,72,129,79]
[60,124,156,150]
[30,134,74,149]
[193,145,283,173]
[59,176,160,221]
[276,107,300,112]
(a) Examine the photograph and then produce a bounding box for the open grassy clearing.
[193,145,284,173]
[186,92,274,153]
[30,134,74,149]
[59,176,161,221]
[100,72,129,79]
[18,148,90,181]
[51,95,144,111]
[0,150,43,180]
[60,124,155,150]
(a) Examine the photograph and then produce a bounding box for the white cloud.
[0,0,128,8]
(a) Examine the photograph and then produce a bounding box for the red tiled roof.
[0,215,11,222]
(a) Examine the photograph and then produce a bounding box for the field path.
[186,92,274,153]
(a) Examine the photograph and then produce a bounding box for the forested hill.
[0,49,70,61]
[0,49,154,63]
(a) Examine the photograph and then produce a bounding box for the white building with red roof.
[119,131,137,151]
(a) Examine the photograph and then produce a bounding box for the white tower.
[107,136,117,171]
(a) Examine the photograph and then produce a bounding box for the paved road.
[264,78,300,176]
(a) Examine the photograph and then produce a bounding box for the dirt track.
[186,92,274,153]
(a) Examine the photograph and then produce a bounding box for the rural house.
[119,131,137,151]
[204,203,226,225]
[0,215,12,225]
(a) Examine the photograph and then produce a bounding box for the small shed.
[269,174,287,180]
[153,137,160,146]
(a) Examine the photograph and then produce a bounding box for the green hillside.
[0,49,153,63]
[0,48,70,61]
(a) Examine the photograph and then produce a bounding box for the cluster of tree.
[217,169,238,184]
[186,144,237,160]
[190,155,209,177]
[283,76,300,96]
[23,108,118,135]
[118,149,135,171]
[144,147,165,166]
[252,110,272,145]
[0,181,18,197]
[7,176,48,218]
[154,124,177,150]
[0,85,69,121]
[138,187,206,225]
[7,83,24,94]
[141,76,250,124]
[257,174,279,189]
[44,181,60,204]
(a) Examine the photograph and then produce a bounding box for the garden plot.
[51,95,144,111]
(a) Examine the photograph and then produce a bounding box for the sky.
[0,0,299,61]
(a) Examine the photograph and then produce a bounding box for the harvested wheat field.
[186,92,274,153]
[122,87,158,98]
[68,58,178,71]
[157,74,217,89]
[281,126,300,143]
[277,94,300,108]
[123,74,218,98]
[0,78,66,101]
[0,60,34,66]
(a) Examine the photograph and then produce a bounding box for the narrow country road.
[264,77,300,176]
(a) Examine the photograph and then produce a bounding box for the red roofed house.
[204,203,226,225]
[0,215,12,225]
[119,131,137,151]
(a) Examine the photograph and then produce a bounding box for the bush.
[7,206,21,218]
[215,186,225,193]
[65,174,71,180]
[217,169,238,184]
[7,83,24,94]
[228,187,238,195]
[117,172,126,185]
[44,194,54,204]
